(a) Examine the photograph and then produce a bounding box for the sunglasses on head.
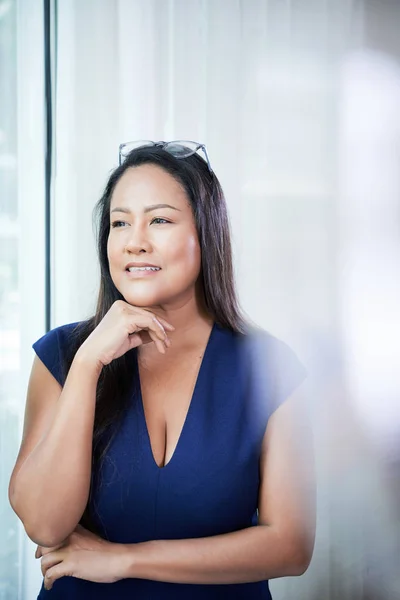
[118,140,213,173]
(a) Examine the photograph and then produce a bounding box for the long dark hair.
[62,146,250,533]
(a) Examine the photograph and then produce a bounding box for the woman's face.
[107,163,202,308]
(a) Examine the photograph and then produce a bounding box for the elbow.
[23,510,77,548]
[9,485,81,547]
[8,487,26,532]
[291,553,312,576]
[8,490,67,548]
[267,526,314,577]
[24,522,70,548]
[288,539,314,576]
[8,478,19,515]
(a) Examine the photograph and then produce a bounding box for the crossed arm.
[37,384,316,590]
[121,523,311,584]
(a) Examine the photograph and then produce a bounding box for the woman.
[9,141,315,599]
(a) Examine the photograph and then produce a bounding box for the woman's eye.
[151,217,170,225]
[111,218,170,228]
[111,220,127,228]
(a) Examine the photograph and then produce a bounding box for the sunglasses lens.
[120,140,154,157]
[165,141,199,158]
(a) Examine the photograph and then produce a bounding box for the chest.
[138,351,204,468]
[90,330,270,543]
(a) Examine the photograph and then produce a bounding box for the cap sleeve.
[32,322,81,387]
[247,329,308,419]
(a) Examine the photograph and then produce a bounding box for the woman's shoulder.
[238,324,308,408]
[32,320,87,349]
[32,320,91,386]
[239,322,298,355]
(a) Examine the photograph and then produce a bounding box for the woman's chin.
[121,291,162,308]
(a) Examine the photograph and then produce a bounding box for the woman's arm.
[121,525,307,585]
[9,352,102,547]
[120,383,316,584]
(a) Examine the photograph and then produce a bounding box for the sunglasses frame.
[118,139,213,173]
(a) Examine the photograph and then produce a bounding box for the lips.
[124,266,161,278]
[127,266,160,272]
[125,262,161,270]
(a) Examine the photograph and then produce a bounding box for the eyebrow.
[111,203,181,214]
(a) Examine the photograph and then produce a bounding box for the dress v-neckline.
[135,322,217,471]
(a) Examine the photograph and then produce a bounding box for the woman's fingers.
[128,326,166,354]
[126,313,172,354]
[35,543,64,559]
[41,553,63,578]
[129,330,172,354]
[125,306,175,336]
[147,328,167,354]
[156,318,175,331]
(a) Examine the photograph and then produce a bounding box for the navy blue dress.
[32,321,307,599]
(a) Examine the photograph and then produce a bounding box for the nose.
[124,225,152,254]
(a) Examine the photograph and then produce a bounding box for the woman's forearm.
[10,354,102,547]
[121,525,310,585]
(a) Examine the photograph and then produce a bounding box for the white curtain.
[14,0,400,598]
[53,0,354,342]
[1,0,47,598]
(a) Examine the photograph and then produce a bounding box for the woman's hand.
[76,300,175,369]
[36,524,129,591]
